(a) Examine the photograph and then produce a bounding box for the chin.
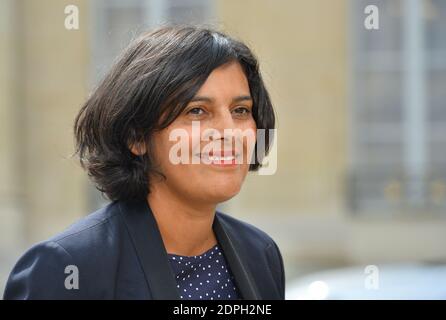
[203,180,243,203]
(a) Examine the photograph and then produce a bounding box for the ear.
[129,142,147,156]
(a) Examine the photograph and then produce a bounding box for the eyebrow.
[188,95,252,104]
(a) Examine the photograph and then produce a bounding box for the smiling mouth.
[207,155,236,161]
[196,151,242,166]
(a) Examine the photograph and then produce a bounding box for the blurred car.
[286,263,446,300]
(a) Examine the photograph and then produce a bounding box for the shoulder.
[49,201,121,245]
[3,239,77,299]
[3,201,122,300]
[36,201,123,265]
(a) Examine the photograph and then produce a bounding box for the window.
[349,0,446,213]
[90,0,215,81]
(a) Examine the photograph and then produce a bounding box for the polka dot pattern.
[168,244,240,300]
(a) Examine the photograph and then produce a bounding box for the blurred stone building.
[1,0,446,293]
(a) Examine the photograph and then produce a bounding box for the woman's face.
[150,61,257,205]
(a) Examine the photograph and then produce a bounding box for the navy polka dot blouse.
[168,244,241,300]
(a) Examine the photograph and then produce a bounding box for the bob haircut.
[74,25,275,202]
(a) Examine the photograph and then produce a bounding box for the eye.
[187,107,205,116]
[232,106,251,115]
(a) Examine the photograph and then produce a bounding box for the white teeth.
[208,156,235,161]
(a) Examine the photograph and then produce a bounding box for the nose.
[206,109,236,143]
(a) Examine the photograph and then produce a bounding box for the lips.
[197,150,241,165]
[207,155,236,162]
[207,150,236,161]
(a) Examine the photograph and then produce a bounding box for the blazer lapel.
[118,199,261,300]
[118,200,180,300]
[213,213,262,300]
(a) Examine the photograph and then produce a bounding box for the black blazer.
[3,200,285,300]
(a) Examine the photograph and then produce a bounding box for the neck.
[147,182,218,257]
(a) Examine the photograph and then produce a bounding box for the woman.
[3,25,284,300]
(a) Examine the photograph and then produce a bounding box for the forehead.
[194,61,250,97]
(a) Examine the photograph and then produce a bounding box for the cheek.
[153,127,201,180]
[151,133,170,170]
[152,127,184,168]
[240,120,257,165]
[189,126,202,157]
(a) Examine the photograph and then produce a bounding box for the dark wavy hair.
[74,25,275,202]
